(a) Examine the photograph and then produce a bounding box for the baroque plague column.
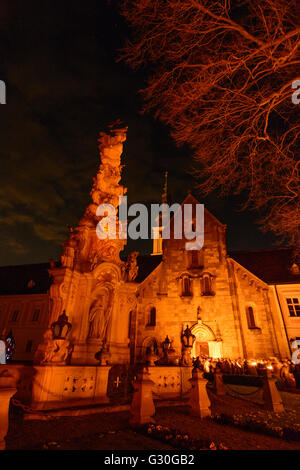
[30,124,138,409]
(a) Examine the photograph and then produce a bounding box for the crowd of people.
[192,356,300,388]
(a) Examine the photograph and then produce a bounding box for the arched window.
[201,274,214,296]
[246,306,256,329]
[204,276,210,294]
[182,276,192,296]
[147,307,156,326]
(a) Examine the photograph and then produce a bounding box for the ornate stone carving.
[181,325,196,366]
[36,123,129,367]
[60,227,84,269]
[88,287,113,348]
[58,123,128,272]
[46,339,72,365]
[34,329,73,365]
[123,251,139,282]
[79,123,127,229]
[34,329,53,364]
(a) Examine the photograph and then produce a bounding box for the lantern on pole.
[51,310,72,340]
[162,335,171,353]
[181,325,195,366]
[181,325,196,348]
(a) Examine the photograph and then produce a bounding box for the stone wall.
[0,364,110,410]
[149,366,192,400]
[0,363,192,410]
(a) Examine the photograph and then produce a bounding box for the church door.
[195,341,209,357]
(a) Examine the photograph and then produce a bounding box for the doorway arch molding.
[190,320,222,358]
[190,321,216,342]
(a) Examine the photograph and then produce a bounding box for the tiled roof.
[0,263,52,295]
[229,248,299,285]
[0,255,162,295]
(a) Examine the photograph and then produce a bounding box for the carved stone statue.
[34,329,72,365]
[89,252,101,271]
[145,346,158,366]
[61,244,75,268]
[49,258,56,269]
[60,226,86,269]
[34,124,128,369]
[49,339,72,364]
[79,123,128,227]
[34,329,53,364]
[124,251,139,282]
[88,290,112,344]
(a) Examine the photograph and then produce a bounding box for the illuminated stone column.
[189,368,211,418]
[262,368,284,412]
[130,367,155,426]
[214,366,226,396]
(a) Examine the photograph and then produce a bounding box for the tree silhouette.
[120,0,300,249]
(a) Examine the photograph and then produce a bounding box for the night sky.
[0,0,280,267]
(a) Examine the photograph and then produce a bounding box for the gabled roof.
[229,248,299,285]
[229,257,268,288]
[0,263,52,295]
[135,255,162,283]
[160,191,226,236]
[181,192,226,229]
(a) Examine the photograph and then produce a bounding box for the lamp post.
[162,335,171,353]
[161,336,171,365]
[47,310,72,365]
[181,325,195,366]
[51,310,72,340]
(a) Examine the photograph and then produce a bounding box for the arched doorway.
[195,341,209,357]
[191,321,222,359]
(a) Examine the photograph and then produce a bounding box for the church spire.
[162,170,168,204]
[152,171,168,256]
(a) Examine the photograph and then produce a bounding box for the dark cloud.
[0,0,279,266]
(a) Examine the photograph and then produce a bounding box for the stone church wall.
[134,200,288,362]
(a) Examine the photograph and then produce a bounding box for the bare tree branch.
[119,0,300,249]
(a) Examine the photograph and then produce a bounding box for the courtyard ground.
[5,389,300,450]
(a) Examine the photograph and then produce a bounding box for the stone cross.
[114,376,121,388]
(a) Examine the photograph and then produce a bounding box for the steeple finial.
[162,171,168,203]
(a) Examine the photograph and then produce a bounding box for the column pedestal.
[262,369,284,412]
[130,368,155,427]
[189,369,211,418]
[0,388,16,450]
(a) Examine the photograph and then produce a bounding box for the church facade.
[133,193,291,364]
